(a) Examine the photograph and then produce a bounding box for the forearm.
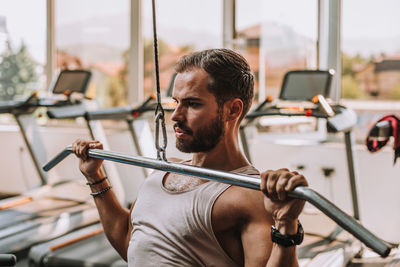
[266,244,298,267]
[87,171,130,259]
[266,220,299,267]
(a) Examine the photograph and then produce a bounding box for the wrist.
[87,176,110,194]
[84,170,105,183]
[271,220,304,247]
[274,219,298,235]
[86,176,108,186]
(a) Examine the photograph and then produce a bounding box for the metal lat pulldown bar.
[43,145,391,257]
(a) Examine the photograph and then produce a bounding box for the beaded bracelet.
[90,186,113,198]
[86,176,108,186]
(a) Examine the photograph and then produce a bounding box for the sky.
[0,0,399,64]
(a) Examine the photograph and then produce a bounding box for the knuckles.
[260,169,308,193]
[71,139,103,159]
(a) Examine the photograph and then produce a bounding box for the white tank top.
[127,165,259,267]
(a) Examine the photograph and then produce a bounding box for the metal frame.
[318,0,341,102]
[43,146,391,257]
[223,0,236,49]
[129,0,144,104]
[46,0,55,90]
[344,131,360,220]
[14,113,48,185]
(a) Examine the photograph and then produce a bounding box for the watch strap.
[271,221,304,247]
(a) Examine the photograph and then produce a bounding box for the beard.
[174,110,225,153]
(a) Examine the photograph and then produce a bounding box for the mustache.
[173,122,193,135]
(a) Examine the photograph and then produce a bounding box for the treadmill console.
[51,70,91,96]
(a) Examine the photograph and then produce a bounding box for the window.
[55,0,130,107]
[235,0,262,100]
[236,1,318,101]
[236,0,319,137]
[142,0,223,97]
[0,0,46,101]
[260,1,318,100]
[341,0,400,141]
[342,0,400,101]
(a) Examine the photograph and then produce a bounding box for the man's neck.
[191,137,249,172]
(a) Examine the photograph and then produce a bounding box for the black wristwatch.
[271,221,304,247]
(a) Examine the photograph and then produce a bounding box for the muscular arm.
[214,168,306,267]
[87,172,134,261]
[74,140,183,261]
[239,189,299,267]
[72,139,134,261]
[260,169,307,267]
[213,187,277,266]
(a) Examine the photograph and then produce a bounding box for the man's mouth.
[174,123,193,136]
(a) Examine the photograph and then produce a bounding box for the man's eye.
[188,101,200,107]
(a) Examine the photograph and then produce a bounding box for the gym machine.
[345,116,400,267]
[29,96,174,267]
[0,70,99,259]
[239,70,371,264]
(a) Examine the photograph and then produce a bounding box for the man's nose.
[171,104,185,122]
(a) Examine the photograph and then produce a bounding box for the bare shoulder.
[213,185,274,231]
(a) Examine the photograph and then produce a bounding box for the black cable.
[151,0,162,111]
[151,0,168,161]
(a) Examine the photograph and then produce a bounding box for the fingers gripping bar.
[43,146,391,257]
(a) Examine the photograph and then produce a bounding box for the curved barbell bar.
[43,145,391,257]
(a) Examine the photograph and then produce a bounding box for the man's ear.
[226,98,243,121]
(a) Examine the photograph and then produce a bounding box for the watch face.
[271,221,304,247]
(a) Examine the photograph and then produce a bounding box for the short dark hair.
[175,49,254,121]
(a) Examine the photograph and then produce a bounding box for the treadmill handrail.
[87,106,154,121]
[246,109,329,119]
[86,105,175,121]
[0,254,16,266]
[43,146,391,257]
[46,103,87,119]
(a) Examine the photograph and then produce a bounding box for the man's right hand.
[72,139,105,181]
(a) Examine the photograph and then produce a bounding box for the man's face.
[171,68,225,153]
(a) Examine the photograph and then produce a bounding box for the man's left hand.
[260,168,308,233]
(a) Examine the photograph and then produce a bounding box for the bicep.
[241,218,272,266]
[240,192,274,267]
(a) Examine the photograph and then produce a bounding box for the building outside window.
[55,0,129,108]
[341,0,400,140]
[236,0,318,102]
[235,0,262,99]
[236,0,319,137]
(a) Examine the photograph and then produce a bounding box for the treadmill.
[28,96,175,267]
[0,70,100,259]
[346,119,400,267]
[240,70,361,265]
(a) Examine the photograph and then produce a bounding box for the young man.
[72,49,308,266]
